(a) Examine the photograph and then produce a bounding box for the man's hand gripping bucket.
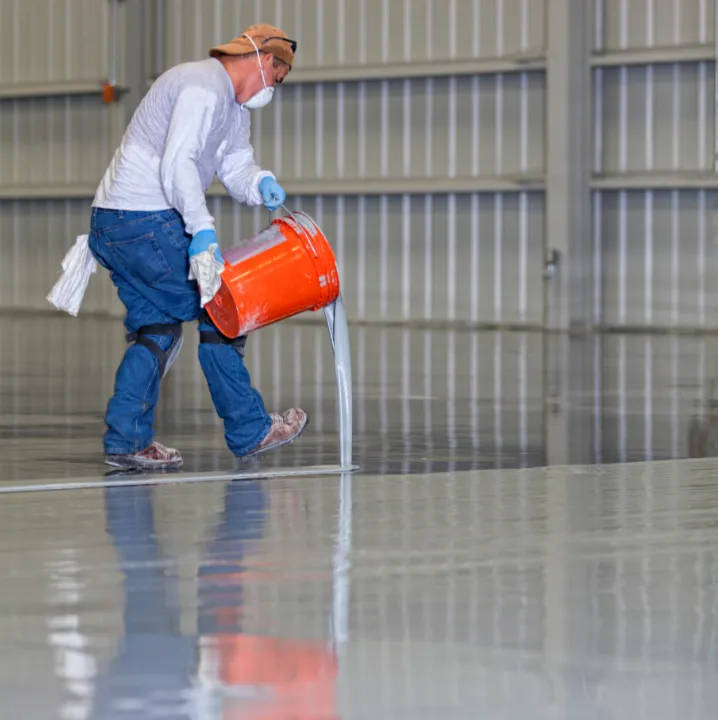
[205,208,354,470]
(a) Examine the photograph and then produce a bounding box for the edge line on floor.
[0,464,358,494]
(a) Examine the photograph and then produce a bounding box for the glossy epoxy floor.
[1,315,718,718]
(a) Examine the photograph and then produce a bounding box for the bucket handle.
[274,205,320,259]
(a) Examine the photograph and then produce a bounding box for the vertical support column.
[543,10,596,715]
[715,0,718,174]
[122,0,150,117]
[544,0,596,465]
[545,0,592,331]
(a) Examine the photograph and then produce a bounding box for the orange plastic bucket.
[205,211,341,339]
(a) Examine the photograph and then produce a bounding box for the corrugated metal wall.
[0,0,113,85]
[0,0,547,326]
[162,0,546,70]
[0,0,717,331]
[158,0,547,326]
[592,0,718,329]
[209,194,545,324]
[0,0,129,316]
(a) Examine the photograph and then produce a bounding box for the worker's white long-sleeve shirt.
[93,58,273,236]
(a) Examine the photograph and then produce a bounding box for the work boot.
[240,408,309,459]
[105,441,183,470]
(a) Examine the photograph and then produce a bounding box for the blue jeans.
[88,207,271,457]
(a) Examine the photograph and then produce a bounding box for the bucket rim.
[274,211,340,306]
[279,209,337,271]
[274,207,321,259]
[276,209,335,254]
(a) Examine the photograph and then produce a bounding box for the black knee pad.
[126,323,183,378]
[199,329,247,358]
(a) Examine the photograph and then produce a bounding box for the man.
[88,24,307,471]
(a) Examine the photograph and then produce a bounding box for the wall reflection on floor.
[8,464,717,718]
[1,315,717,474]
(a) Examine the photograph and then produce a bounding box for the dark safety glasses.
[262,36,298,54]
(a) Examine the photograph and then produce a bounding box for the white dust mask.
[242,34,275,109]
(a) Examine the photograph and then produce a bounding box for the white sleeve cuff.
[247,170,276,206]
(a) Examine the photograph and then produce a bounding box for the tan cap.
[209,23,296,68]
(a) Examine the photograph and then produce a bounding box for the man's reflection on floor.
[92,481,338,719]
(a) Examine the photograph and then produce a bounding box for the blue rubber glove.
[259,176,286,211]
[189,229,223,263]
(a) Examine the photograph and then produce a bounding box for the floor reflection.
[94,481,338,719]
[3,462,713,718]
[1,314,718,481]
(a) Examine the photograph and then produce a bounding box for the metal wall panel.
[0,191,543,325]
[595,190,718,328]
[1,0,547,327]
[596,0,713,51]
[0,0,123,199]
[596,63,714,173]
[591,2,718,331]
[145,0,548,327]
[207,192,544,325]
[0,200,120,315]
[0,97,123,187]
[0,0,115,84]
[251,73,545,183]
[162,0,545,70]
[0,190,545,325]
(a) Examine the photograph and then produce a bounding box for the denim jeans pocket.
[105,231,172,288]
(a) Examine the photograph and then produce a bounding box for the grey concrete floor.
[0,315,717,718]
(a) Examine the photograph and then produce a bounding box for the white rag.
[188,245,225,307]
[46,234,98,316]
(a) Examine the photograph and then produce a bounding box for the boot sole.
[105,455,184,471]
[238,413,310,461]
